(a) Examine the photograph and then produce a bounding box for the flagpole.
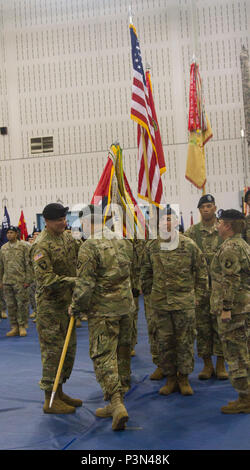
[141,127,152,205]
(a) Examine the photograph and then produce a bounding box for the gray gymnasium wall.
[0,0,249,231]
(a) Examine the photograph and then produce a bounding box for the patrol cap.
[244,189,250,202]
[6,225,18,233]
[218,209,245,220]
[42,203,69,220]
[79,204,103,220]
[197,194,215,208]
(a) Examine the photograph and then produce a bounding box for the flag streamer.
[185,61,213,190]
[91,143,146,239]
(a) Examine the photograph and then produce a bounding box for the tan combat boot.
[6,326,19,337]
[95,402,113,418]
[159,375,179,395]
[221,394,250,414]
[57,384,83,407]
[43,390,76,414]
[178,374,194,395]
[215,356,228,380]
[198,357,215,380]
[110,392,129,431]
[150,367,165,380]
[19,326,27,337]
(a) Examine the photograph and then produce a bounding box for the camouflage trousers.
[130,296,139,351]
[196,298,223,357]
[144,294,160,366]
[36,306,76,391]
[217,312,250,395]
[3,283,29,327]
[29,282,37,311]
[155,308,196,376]
[0,287,6,312]
[88,313,132,401]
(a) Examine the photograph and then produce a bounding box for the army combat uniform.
[244,214,250,245]
[32,228,79,395]
[71,225,135,430]
[0,239,32,336]
[140,232,208,395]
[185,219,227,378]
[210,232,250,412]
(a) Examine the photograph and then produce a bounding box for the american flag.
[130,23,164,206]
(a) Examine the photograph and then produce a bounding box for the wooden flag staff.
[49,315,75,408]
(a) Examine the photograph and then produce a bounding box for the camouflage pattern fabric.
[32,228,79,391]
[140,233,208,375]
[0,240,32,327]
[88,314,132,400]
[0,240,33,285]
[211,235,250,394]
[129,238,141,351]
[217,313,250,395]
[71,228,135,317]
[210,234,250,315]
[245,215,250,245]
[0,286,6,312]
[140,233,208,310]
[185,220,224,357]
[71,227,135,400]
[195,302,223,357]
[156,309,196,376]
[144,293,160,366]
[3,284,28,327]
[29,282,37,311]
[184,220,222,277]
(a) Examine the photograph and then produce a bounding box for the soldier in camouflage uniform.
[243,189,250,244]
[129,237,142,356]
[210,209,250,413]
[140,206,208,396]
[185,194,228,380]
[70,205,135,431]
[137,221,164,380]
[27,235,37,321]
[32,203,82,414]
[0,285,7,318]
[0,226,32,337]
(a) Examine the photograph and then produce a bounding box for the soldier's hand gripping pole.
[49,315,75,408]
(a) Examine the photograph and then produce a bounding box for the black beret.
[244,189,250,203]
[197,194,215,208]
[7,225,18,233]
[218,209,245,220]
[42,203,69,220]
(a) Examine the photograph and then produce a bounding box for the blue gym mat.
[0,296,249,451]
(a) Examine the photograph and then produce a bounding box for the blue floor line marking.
[61,437,77,450]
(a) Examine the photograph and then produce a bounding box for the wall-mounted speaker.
[0,127,8,135]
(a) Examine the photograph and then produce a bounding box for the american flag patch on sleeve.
[34,253,44,262]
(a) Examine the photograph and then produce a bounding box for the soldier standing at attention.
[243,189,250,244]
[140,206,208,396]
[210,209,250,413]
[185,194,228,380]
[0,226,32,337]
[70,205,135,431]
[32,203,82,414]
